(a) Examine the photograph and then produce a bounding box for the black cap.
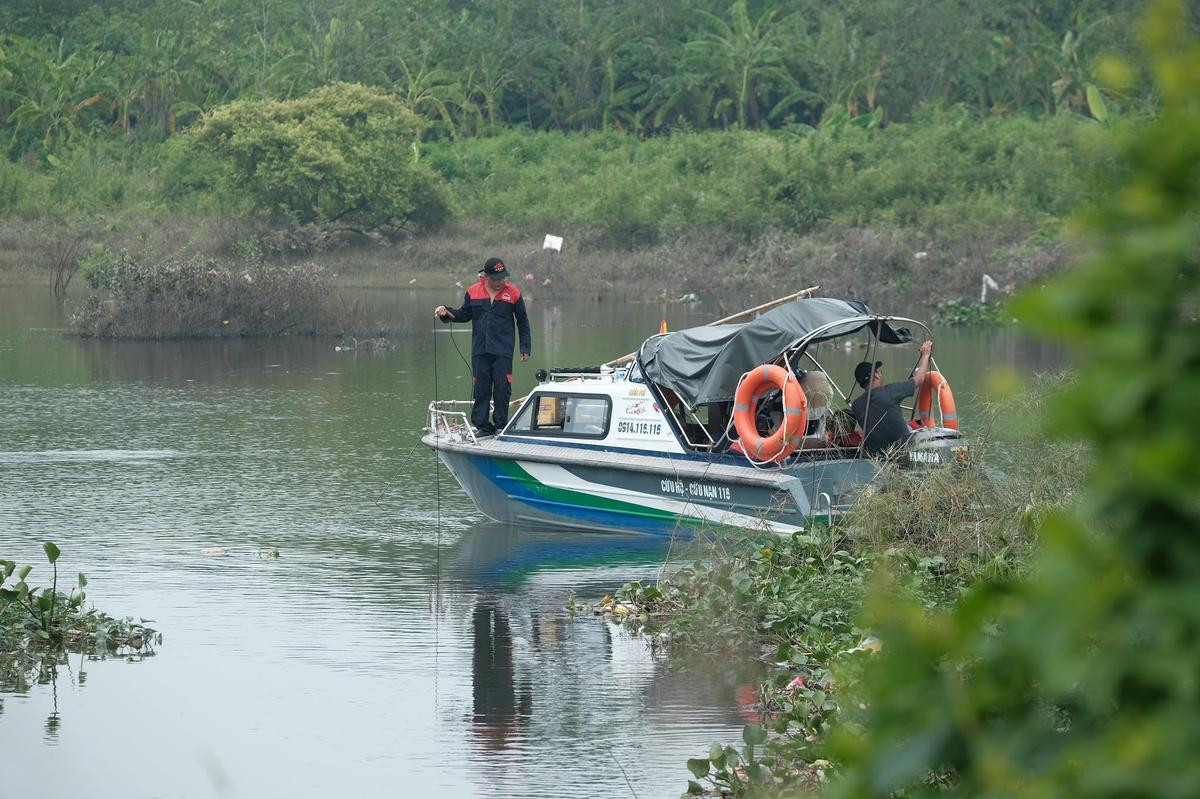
[481,257,509,279]
[854,361,883,387]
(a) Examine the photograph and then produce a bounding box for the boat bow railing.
[427,400,479,445]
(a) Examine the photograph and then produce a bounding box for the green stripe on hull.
[493,458,711,527]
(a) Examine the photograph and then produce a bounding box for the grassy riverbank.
[0,213,1064,310]
[0,114,1099,310]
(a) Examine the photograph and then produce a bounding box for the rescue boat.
[422,296,968,536]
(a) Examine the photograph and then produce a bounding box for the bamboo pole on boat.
[602,284,820,367]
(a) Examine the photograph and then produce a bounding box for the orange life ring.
[916,371,958,430]
[733,365,808,462]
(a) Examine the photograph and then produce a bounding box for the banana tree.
[103,56,143,136]
[136,27,204,134]
[4,36,107,152]
[460,57,515,135]
[391,55,461,139]
[683,0,798,130]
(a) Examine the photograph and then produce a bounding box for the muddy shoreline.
[0,217,1069,312]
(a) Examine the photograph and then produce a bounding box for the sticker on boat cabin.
[626,388,647,397]
[624,400,649,415]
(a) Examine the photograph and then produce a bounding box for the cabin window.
[508,393,611,439]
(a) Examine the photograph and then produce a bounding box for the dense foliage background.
[0,1,1190,298]
[0,0,1150,149]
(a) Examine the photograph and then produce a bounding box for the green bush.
[0,106,1102,247]
[826,3,1200,796]
[0,136,166,217]
[929,299,1006,327]
[45,140,140,213]
[191,82,454,231]
[155,134,242,216]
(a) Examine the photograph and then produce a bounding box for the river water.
[0,284,1063,798]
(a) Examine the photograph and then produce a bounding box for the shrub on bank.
[72,245,341,339]
[0,156,49,214]
[826,7,1200,795]
[0,111,1097,304]
[1,111,1102,275]
[427,113,1103,242]
[190,83,454,232]
[929,298,1006,326]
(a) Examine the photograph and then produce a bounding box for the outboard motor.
[905,427,970,467]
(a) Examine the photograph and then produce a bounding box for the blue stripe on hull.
[471,456,689,536]
[451,451,724,532]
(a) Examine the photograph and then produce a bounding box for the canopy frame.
[635,299,924,411]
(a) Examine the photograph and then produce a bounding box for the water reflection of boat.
[425,297,970,536]
[467,597,767,759]
[450,522,669,589]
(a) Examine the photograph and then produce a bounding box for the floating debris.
[574,594,650,624]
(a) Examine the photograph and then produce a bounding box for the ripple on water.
[0,448,184,464]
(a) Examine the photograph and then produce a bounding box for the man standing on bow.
[435,257,531,436]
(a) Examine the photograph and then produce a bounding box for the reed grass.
[70,246,354,339]
[844,375,1088,574]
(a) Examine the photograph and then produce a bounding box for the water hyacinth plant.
[597,375,1088,795]
[1,543,161,691]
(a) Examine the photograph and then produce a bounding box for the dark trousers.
[472,354,513,433]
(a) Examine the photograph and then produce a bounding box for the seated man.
[849,340,933,456]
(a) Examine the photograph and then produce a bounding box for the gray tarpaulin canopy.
[637,297,912,408]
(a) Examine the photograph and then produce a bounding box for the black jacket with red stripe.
[443,278,532,358]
